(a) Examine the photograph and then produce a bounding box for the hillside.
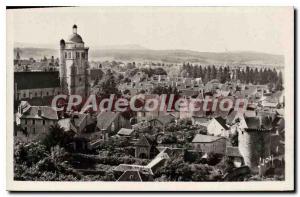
[13,46,284,66]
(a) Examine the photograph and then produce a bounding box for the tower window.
[65,52,67,58]
[68,52,71,59]
[82,53,85,59]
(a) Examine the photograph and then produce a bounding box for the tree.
[14,141,48,167]
[275,70,284,91]
[42,124,74,151]
[95,69,121,97]
[162,157,193,181]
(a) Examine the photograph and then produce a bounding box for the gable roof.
[20,106,58,120]
[96,111,120,130]
[192,134,224,143]
[135,135,152,147]
[15,71,60,90]
[71,113,87,127]
[214,116,229,130]
[113,164,153,175]
[155,114,175,125]
[117,128,134,136]
[117,170,145,182]
[226,146,242,157]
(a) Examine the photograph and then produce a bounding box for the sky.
[7,7,293,55]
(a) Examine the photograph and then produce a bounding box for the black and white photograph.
[6,6,294,191]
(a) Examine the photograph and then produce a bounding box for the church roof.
[67,33,83,43]
[14,71,60,90]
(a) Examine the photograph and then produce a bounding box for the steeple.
[73,24,78,34]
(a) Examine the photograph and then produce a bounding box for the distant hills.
[13,44,284,66]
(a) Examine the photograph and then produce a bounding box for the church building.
[59,25,90,97]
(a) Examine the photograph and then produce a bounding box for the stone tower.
[237,116,272,172]
[59,24,90,97]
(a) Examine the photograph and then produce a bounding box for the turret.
[60,39,65,49]
[73,24,77,34]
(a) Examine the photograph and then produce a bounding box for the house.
[58,112,93,134]
[136,94,162,122]
[191,116,210,127]
[260,100,278,109]
[146,147,184,174]
[16,101,59,141]
[191,134,227,155]
[132,120,151,133]
[96,111,130,134]
[207,117,230,137]
[113,164,153,178]
[148,114,175,132]
[135,135,158,159]
[179,98,205,119]
[225,146,244,167]
[117,128,136,138]
[226,111,243,125]
[117,170,153,182]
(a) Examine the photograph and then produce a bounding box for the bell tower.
[59,25,90,97]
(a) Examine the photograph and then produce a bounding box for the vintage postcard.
[6,7,294,191]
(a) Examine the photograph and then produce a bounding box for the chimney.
[38,108,42,117]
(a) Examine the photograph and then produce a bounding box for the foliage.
[93,69,121,97]
[180,63,283,88]
[140,67,167,77]
[151,85,179,95]
[161,134,178,144]
[14,142,82,181]
[215,156,235,174]
[178,118,193,126]
[42,124,74,151]
[14,141,48,167]
[156,156,221,181]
